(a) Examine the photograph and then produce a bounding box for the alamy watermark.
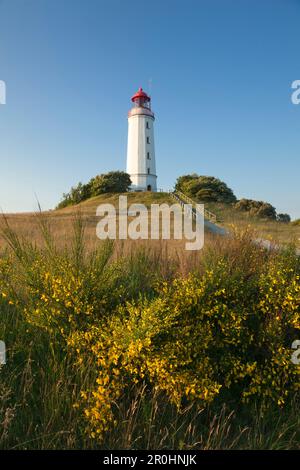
[291,340,300,365]
[0,80,6,105]
[95,196,205,250]
[0,341,6,365]
[291,80,300,105]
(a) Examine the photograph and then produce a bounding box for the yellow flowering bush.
[1,238,140,335]
[1,219,299,444]
[69,254,300,440]
[0,255,18,307]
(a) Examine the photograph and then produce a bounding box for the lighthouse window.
[146,122,150,129]
[147,168,150,174]
[146,136,150,144]
[147,152,150,159]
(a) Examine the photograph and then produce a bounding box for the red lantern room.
[131,87,151,109]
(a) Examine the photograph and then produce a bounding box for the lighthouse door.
[147,185,152,191]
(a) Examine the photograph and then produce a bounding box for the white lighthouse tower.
[126,87,157,191]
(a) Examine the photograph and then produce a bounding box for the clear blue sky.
[0,0,299,218]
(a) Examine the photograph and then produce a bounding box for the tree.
[70,182,92,204]
[56,182,91,209]
[277,213,291,223]
[90,171,131,196]
[175,174,199,192]
[56,171,132,209]
[175,174,236,203]
[235,199,277,220]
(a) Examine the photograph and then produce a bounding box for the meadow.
[0,193,299,449]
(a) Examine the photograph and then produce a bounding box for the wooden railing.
[170,190,217,223]
[126,187,217,223]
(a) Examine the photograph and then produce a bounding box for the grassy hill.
[0,191,299,251]
[0,192,174,252]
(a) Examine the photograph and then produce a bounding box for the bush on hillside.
[175,174,236,203]
[175,174,199,192]
[277,213,291,223]
[58,182,92,208]
[56,171,131,209]
[235,198,277,220]
[89,171,132,195]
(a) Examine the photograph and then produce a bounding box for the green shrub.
[56,171,132,209]
[70,250,300,440]
[175,174,236,203]
[235,198,277,220]
[277,213,291,223]
[90,171,131,195]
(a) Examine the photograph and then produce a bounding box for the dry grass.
[0,192,174,252]
[205,201,300,249]
[1,192,298,256]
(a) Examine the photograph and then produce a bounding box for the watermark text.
[0,340,6,365]
[0,80,6,105]
[291,80,300,105]
[96,196,205,251]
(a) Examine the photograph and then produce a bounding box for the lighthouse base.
[129,174,157,192]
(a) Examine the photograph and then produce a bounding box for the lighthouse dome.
[131,87,150,103]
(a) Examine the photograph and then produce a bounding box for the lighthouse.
[126,87,157,191]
